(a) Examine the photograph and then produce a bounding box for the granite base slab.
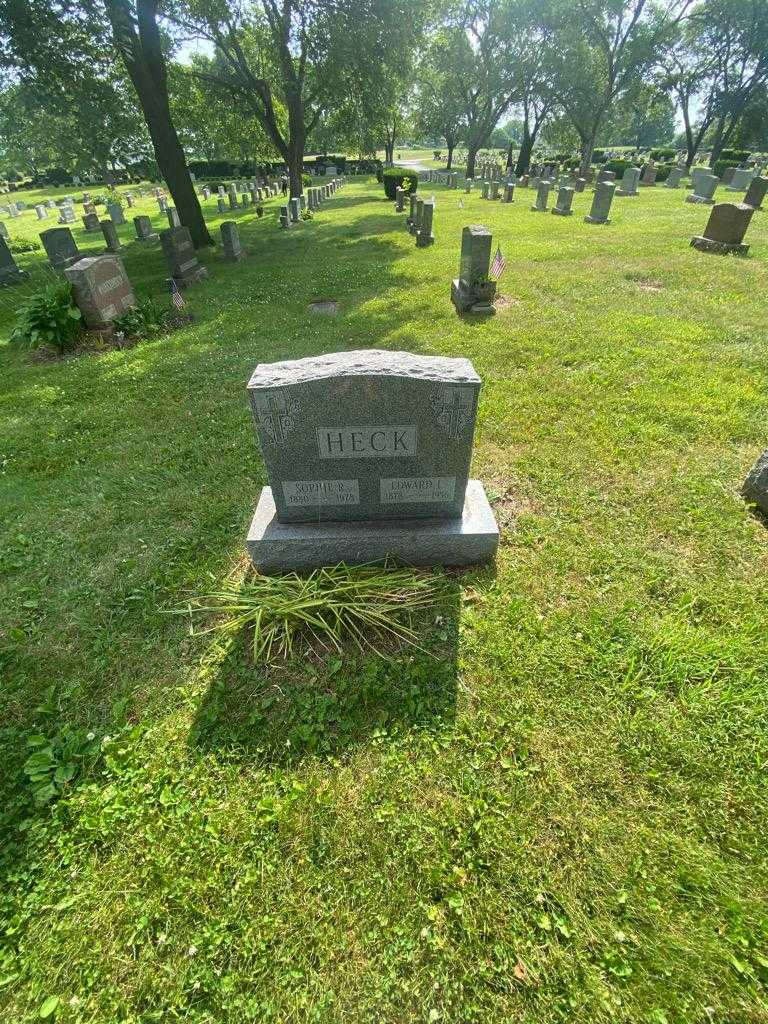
[584,216,610,224]
[690,236,749,255]
[247,479,499,573]
[685,195,714,205]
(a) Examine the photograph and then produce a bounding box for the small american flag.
[168,278,186,310]
[490,245,507,281]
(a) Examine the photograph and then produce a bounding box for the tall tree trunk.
[515,125,533,175]
[466,143,479,178]
[578,130,596,176]
[107,0,213,247]
[505,140,515,170]
[708,118,727,168]
[446,140,454,170]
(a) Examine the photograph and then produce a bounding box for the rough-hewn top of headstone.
[247,349,480,390]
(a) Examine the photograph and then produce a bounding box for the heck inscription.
[317,425,416,459]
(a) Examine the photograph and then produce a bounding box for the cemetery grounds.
[1,174,768,1023]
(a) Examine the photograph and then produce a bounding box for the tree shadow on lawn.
[187,564,497,768]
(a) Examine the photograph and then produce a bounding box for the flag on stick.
[168,277,186,310]
[490,245,507,281]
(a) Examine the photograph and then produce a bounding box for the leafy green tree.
[416,33,467,170]
[603,82,676,147]
[175,0,414,197]
[548,0,692,173]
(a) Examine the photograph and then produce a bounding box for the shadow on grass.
[187,570,473,768]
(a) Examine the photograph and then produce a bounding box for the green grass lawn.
[2,174,768,1023]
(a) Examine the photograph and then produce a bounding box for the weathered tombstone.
[221,221,246,261]
[289,197,300,223]
[133,215,157,242]
[202,187,211,200]
[58,205,76,225]
[241,193,250,207]
[279,205,291,229]
[106,202,125,225]
[503,182,515,203]
[450,225,496,315]
[552,185,574,216]
[531,180,551,212]
[574,177,587,193]
[0,236,26,285]
[408,193,418,234]
[167,206,181,228]
[217,197,227,215]
[100,218,122,253]
[125,193,134,208]
[686,174,718,205]
[395,186,405,213]
[414,198,424,236]
[489,180,500,200]
[159,226,209,287]
[616,167,640,196]
[227,183,239,209]
[690,202,754,255]
[639,164,657,187]
[727,168,754,192]
[8,203,19,217]
[35,204,48,220]
[82,212,101,233]
[585,181,615,224]
[744,176,768,211]
[245,350,499,571]
[157,197,168,214]
[742,450,768,515]
[597,168,616,184]
[665,167,685,189]
[721,166,737,186]
[64,255,135,329]
[416,198,434,248]
[40,227,80,270]
[0,222,7,238]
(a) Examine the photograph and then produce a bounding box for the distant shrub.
[382,166,418,199]
[10,279,82,355]
[713,158,741,179]
[592,149,606,163]
[302,173,312,188]
[604,158,631,175]
[721,149,751,163]
[650,148,676,161]
[653,163,675,183]
[8,239,41,254]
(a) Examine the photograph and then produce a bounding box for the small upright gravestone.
[100,219,122,253]
[690,202,754,256]
[40,227,80,270]
[106,202,125,226]
[245,350,499,571]
[289,197,301,224]
[585,181,615,224]
[58,205,76,225]
[450,225,496,315]
[639,164,657,187]
[503,182,515,203]
[552,185,574,216]
[217,197,227,215]
[279,205,290,229]
[82,212,101,233]
[220,221,246,262]
[159,226,208,287]
[64,255,135,329]
[744,176,768,211]
[395,187,405,213]
[416,199,434,248]
[616,166,640,196]
[574,178,587,193]
[726,168,753,192]
[167,206,181,229]
[134,215,158,242]
[742,450,768,516]
[407,193,418,234]
[665,167,685,189]
[0,236,27,285]
[531,180,551,212]
[686,174,718,205]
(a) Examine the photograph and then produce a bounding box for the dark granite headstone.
[63,255,135,328]
[691,202,754,255]
[744,176,768,210]
[221,221,245,261]
[159,226,208,287]
[450,225,496,314]
[0,236,26,285]
[245,350,498,570]
[40,227,80,270]
[742,450,768,515]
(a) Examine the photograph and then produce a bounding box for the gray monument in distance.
[245,350,499,571]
